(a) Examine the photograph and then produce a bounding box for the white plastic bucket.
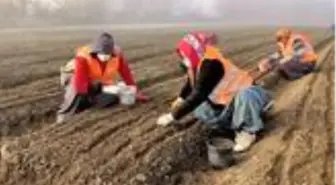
[119,84,137,105]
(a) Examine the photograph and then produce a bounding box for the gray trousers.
[278,57,316,80]
[194,86,272,134]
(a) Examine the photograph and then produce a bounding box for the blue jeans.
[194,86,272,133]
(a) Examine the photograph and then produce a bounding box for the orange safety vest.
[194,46,253,105]
[76,45,120,85]
[278,33,318,63]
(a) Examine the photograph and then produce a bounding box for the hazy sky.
[172,0,334,25]
[27,0,336,26]
[221,0,334,25]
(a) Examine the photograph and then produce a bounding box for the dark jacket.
[173,59,225,120]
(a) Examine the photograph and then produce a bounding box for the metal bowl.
[206,137,235,169]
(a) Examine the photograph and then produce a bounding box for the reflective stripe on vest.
[198,46,253,105]
[76,45,120,85]
[282,34,318,63]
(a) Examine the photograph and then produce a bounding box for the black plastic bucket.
[206,137,235,169]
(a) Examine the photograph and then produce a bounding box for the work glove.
[170,97,185,111]
[157,113,175,126]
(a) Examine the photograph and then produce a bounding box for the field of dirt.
[0,26,334,185]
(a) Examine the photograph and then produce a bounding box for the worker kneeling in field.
[57,32,148,124]
[157,33,273,152]
[259,28,318,80]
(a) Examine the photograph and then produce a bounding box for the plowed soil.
[0,27,334,185]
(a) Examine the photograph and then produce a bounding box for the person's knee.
[236,88,252,102]
[278,69,300,80]
[193,105,209,122]
[95,93,119,108]
[238,87,271,110]
[304,64,316,74]
[193,102,223,127]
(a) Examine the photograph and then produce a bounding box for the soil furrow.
[183,40,334,185]
[323,48,335,185]
[43,79,182,185]
[274,42,334,185]
[0,29,332,185]
[0,37,278,140]
[0,34,273,92]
